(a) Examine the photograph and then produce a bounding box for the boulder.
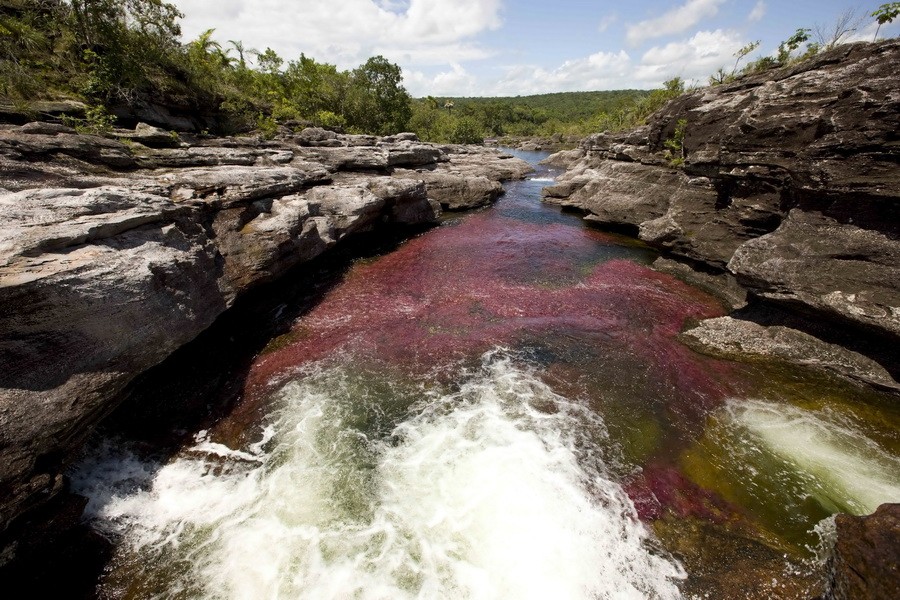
[156,164,331,207]
[728,210,900,341]
[394,169,502,210]
[0,130,136,169]
[824,504,900,599]
[680,316,898,392]
[112,123,180,148]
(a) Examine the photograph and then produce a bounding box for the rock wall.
[544,40,899,387]
[0,125,531,548]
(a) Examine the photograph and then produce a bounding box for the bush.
[448,117,484,144]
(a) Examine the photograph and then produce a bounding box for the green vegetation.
[402,85,703,143]
[0,0,413,135]
[4,1,894,143]
[710,6,899,87]
[873,3,900,39]
[663,118,687,167]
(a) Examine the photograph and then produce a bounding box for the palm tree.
[228,39,249,68]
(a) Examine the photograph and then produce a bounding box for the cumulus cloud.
[625,0,725,45]
[748,1,767,24]
[405,63,480,96]
[636,29,745,85]
[484,50,633,96]
[170,0,502,68]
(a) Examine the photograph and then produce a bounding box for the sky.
[168,1,898,97]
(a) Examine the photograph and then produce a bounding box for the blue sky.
[170,1,898,96]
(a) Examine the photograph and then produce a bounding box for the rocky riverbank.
[0,124,531,559]
[544,39,900,596]
[543,39,900,393]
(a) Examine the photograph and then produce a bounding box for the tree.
[732,41,760,76]
[813,8,865,50]
[283,54,347,120]
[872,3,900,40]
[346,55,411,134]
[777,28,811,63]
[228,39,253,68]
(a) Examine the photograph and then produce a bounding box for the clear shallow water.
[72,150,900,599]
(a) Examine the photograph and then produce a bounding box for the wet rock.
[825,503,900,599]
[679,317,899,392]
[653,258,747,311]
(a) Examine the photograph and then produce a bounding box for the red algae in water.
[244,203,732,414]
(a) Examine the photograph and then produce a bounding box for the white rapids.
[724,399,900,515]
[72,352,685,600]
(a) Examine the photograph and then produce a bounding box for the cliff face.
[544,40,900,376]
[0,125,531,549]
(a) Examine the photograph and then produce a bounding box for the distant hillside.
[409,90,652,142]
[440,90,650,124]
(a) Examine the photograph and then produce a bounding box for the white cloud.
[748,1,767,24]
[636,29,745,85]
[405,63,479,96]
[170,0,502,69]
[626,0,725,45]
[485,51,633,96]
[598,14,618,33]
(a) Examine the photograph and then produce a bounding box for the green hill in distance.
[409,90,649,142]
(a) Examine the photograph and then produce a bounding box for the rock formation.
[544,40,900,389]
[824,503,900,599]
[0,125,530,553]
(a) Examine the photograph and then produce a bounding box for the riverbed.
[71,150,900,599]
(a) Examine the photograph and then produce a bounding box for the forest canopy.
[1,0,701,140]
[0,0,413,134]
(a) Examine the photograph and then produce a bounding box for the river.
[71,150,900,599]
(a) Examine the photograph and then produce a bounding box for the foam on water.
[72,352,685,599]
[725,399,900,515]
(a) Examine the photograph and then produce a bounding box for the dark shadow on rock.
[731,298,900,382]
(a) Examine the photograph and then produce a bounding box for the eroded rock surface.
[680,317,899,392]
[0,126,528,549]
[546,40,900,383]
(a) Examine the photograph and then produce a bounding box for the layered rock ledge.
[0,126,530,548]
[544,40,900,390]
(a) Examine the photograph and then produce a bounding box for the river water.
[72,150,900,599]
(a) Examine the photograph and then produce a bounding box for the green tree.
[873,3,900,39]
[732,40,760,75]
[777,28,810,63]
[346,55,411,134]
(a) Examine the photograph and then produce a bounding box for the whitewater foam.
[72,352,684,599]
[725,399,900,515]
